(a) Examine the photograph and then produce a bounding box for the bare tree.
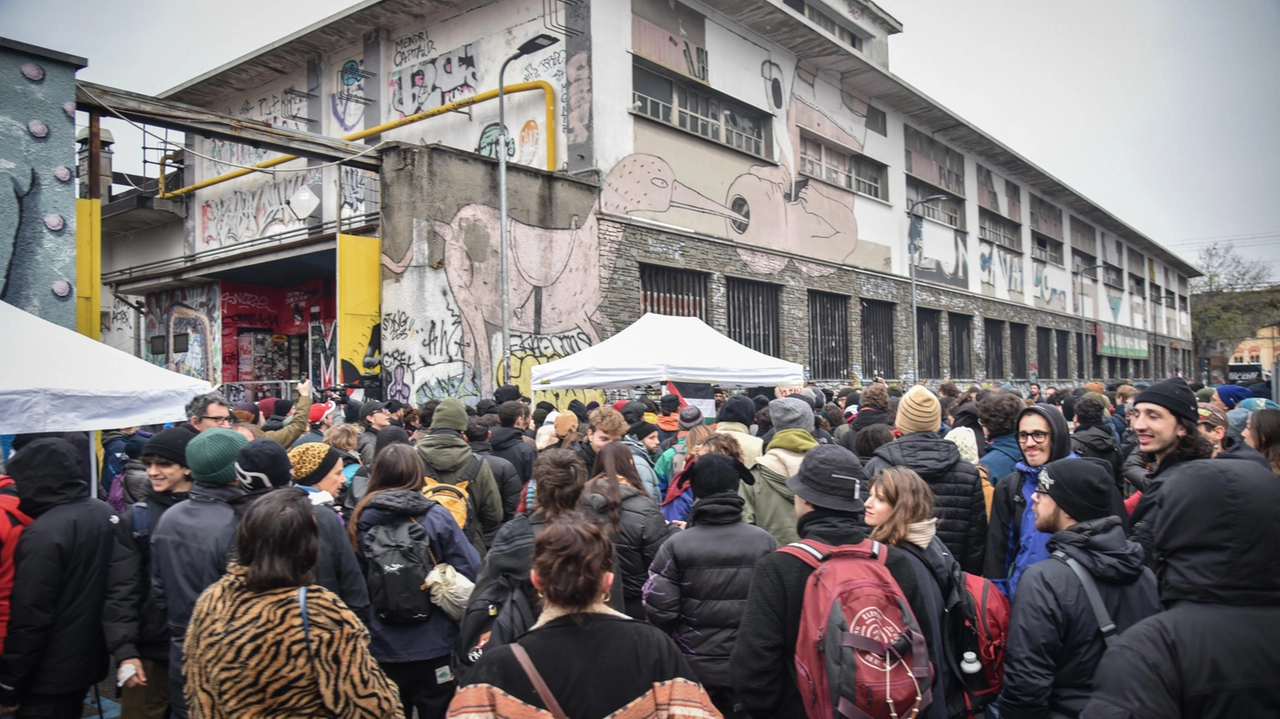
[1191,243,1280,377]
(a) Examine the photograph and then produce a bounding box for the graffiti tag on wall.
[388,44,479,119]
[144,283,220,384]
[199,169,321,247]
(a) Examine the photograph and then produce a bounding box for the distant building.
[94,0,1197,405]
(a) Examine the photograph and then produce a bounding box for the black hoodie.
[1001,517,1159,719]
[0,439,140,703]
[1084,458,1280,718]
[1070,422,1123,492]
[489,426,538,483]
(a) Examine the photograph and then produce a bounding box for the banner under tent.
[529,313,805,391]
[0,301,212,435]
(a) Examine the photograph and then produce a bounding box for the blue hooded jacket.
[980,433,1022,486]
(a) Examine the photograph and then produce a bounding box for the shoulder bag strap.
[510,643,569,719]
[298,586,314,661]
[1052,550,1118,647]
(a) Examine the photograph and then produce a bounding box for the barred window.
[726,278,781,357]
[949,313,972,378]
[862,299,896,380]
[640,264,707,319]
[985,318,1005,380]
[1010,323,1028,379]
[918,309,941,379]
[1037,327,1053,379]
[809,291,849,380]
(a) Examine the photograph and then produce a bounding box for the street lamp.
[1075,263,1104,380]
[906,195,950,385]
[498,33,559,386]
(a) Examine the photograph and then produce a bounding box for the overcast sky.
[4,0,1277,273]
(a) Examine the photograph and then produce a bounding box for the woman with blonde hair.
[658,424,716,521]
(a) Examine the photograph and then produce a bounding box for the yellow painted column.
[337,234,382,384]
[75,197,102,340]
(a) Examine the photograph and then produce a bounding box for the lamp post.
[1076,263,1104,380]
[498,33,559,386]
[906,195,950,385]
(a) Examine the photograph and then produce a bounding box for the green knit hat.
[431,398,468,431]
[186,428,248,485]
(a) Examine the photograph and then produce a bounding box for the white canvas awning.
[0,301,212,433]
[530,313,804,390]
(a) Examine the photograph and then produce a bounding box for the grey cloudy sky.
[4,0,1277,273]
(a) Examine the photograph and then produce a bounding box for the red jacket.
[0,476,33,653]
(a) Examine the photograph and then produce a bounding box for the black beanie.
[752,394,770,411]
[375,425,412,454]
[494,385,521,404]
[629,421,658,440]
[141,428,194,467]
[659,394,681,412]
[1039,457,1116,522]
[234,439,293,492]
[718,395,756,426]
[1133,377,1198,424]
[621,401,647,425]
[273,399,294,418]
[687,453,755,499]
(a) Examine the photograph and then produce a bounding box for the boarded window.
[985,318,1005,380]
[1029,195,1063,240]
[1056,329,1069,379]
[1010,323,1028,379]
[809,291,849,380]
[918,309,941,379]
[949,313,972,379]
[904,125,965,196]
[727,277,780,357]
[1070,217,1097,256]
[861,299,896,379]
[641,264,707,319]
[1037,327,1053,379]
[866,105,887,136]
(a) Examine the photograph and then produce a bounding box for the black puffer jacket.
[470,439,523,531]
[849,406,892,435]
[581,480,677,619]
[862,432,987,574]
[118,485,188,662]
[643,495,778,689]
[1083,458,1280,719]
[1001,517,1159,719]
[1071,423,1123,493]
[1127,451,1210,569]
[489,427,538,483]
[0,439,140,704]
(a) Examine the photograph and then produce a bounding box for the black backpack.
[362,511,438,624]
[453,515,537,682]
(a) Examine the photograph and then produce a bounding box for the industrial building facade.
[95,0,1197,404]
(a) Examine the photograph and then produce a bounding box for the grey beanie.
[769,397,813,433]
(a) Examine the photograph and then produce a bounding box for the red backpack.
[780,539,934,719]
[950,572,1009,716]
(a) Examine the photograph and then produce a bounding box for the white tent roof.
[0,301,212,433]
[530,313,804,390]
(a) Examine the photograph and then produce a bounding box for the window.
[1070,217,1097,256]
[949,313,972,378]
[861,299,896,379]
[866,106,887,136]
[800,136,887,199]
[985,319,1005,380]
[632,64,767,158]
[1103,263,1124,289]
[172,333,190,353]
[726,278,781,357]
[1178,295,1188,312]
[854,156,888,200]
[907,178,964,230]
[1129,273,1145,297]
[803,3,862,50]
[904,125,965,196]
[1073,249,1098,277]
[641,264,707,319]
[918,309,941,379]
[1030,195,1063,240]
[1033,234,1064,266]
[979,210,1021,251]
[809,291,849,379]
[1250,352,1261,363]
[1165,289,1176,308]
[1150,283,1162,305]
[1005,180,1022,220]
[1056,329,1069,379]
[1037,327,1053,379]
[1010,323,1028,379]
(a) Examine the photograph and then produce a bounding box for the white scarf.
[531,601,629,630]
[906,517,938,550]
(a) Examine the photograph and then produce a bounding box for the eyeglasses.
[201,415,232,425]
[1016,430,1050,444]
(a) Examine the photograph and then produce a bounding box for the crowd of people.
[0,373,1278,719]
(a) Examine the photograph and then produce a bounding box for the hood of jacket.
[986,432,1022,461]
[621,436,655,467]
[850,407,891,432]
[1155,457,1280,606]
[10,438,90,518]
[1049,517,1147,585]
[1017,404,1072,463]
[489,426,527,452]
[868,432,962,481]
[416,432,474,473]
[101,430,131,447]
[360,489,433,527]
[756,446,807,479]
[689,494,745,526]
[1072,423,1117,454]
[581,477,645,513]
[1217,442,1273,471]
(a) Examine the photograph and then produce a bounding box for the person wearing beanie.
[149,428,252,718]
[622,421,662,499]
[415,397,503,557]
[1212,383,1251,411]
[731,444,939,719]
[862,386,986,574]
[1002,458,1159,719]
[288,443,346,512]
[262,398,295,432]
[716,395,765,468]
[644,453,775,718]
[1127,377,1215,568]
[568,398,592,426]
[1195,386,1215,404]
[741,397,823,545]
[0,438,144,718]
[656,394,682,443]
[493,384,521,405]
[532,400,556,429]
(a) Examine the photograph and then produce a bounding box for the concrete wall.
[0,43,82,328]
[379,143,600,402]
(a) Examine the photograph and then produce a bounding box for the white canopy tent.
[0,301,212,434]
[530,313,804,390]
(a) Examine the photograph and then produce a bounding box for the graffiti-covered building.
[98,0,1198,404]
